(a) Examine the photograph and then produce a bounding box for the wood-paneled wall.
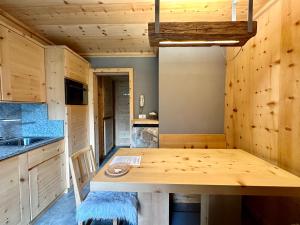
[225,0,300,224]
[159,134,226,149]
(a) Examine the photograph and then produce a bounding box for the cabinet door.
[0,155,30,225]
[65,105,89,155]
[29,153,66,219]
[0,25,46,102]
[64,49,89,84]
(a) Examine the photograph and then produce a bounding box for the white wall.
[159,47,226,134]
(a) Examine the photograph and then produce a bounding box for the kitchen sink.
[0,137,50,147]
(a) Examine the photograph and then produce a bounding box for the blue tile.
[21,104,64,137]
[0,103,22,138]
[0,103,64,139]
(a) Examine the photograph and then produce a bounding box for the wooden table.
[91,148,300,225]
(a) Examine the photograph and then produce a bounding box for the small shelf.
[132,119,159,125]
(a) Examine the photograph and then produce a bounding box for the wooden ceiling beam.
[148,21,257,47]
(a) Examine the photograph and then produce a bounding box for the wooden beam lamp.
[148,0,257,47]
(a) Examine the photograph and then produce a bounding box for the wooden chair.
[69,146,118,225]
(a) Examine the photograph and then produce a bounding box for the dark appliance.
[65,78,88,105]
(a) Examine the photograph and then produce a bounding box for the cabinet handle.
[20,178,25,182]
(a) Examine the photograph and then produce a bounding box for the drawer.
[28,140,64,169]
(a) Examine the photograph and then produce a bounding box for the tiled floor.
[33,187,77,225]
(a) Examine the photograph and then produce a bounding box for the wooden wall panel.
[278,0,300,176]
[225,0,282,165]
[159,134,226,149]
[225,0,300,224]
[224,48,236,148]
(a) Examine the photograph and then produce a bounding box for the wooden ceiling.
[0,0,269,56]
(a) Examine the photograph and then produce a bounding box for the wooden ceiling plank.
[0,0,269,55]
[0,1,266,25]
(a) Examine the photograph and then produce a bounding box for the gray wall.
[87,57,158,118]
[159,47,225,134]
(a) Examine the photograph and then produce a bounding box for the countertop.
[0,137,64,161]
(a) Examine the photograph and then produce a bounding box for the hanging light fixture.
[148,0,257,47]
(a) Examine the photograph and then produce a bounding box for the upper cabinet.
[64,49,89,84]
[45,46,90,120]
[0,25,46,102]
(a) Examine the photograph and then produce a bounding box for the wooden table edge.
[90,181,300,197]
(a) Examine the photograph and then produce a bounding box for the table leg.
[138,193,169,225]
[200,195,241,225]
[201,194,210,225]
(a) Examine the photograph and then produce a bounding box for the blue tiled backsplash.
[0,103,64,139]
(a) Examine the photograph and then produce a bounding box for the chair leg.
[113,219,118,225]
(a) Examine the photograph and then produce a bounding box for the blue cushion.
[76,192,138,225]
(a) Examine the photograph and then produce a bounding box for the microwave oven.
[65,78,88,105]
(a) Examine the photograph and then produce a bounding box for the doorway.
[90,68,134,164]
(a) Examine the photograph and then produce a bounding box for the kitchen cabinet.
[0,154,30,225]
[28,140,65,220]
[45,46,90,120]
[65,105,89,155]
[28,140,64,169]
[64,49,89,84]
[29,153,66,219]
[0,25,46,102]
[0,140,66,224]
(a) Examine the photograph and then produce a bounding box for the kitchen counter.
[0,137,64,161]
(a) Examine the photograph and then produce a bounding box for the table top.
[91,148,300,196]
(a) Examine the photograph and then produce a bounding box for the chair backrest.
[69,145,97,207]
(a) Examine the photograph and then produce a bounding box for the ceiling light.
[159,40,240,45]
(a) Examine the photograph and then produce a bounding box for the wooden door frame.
[89,68,134,166]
